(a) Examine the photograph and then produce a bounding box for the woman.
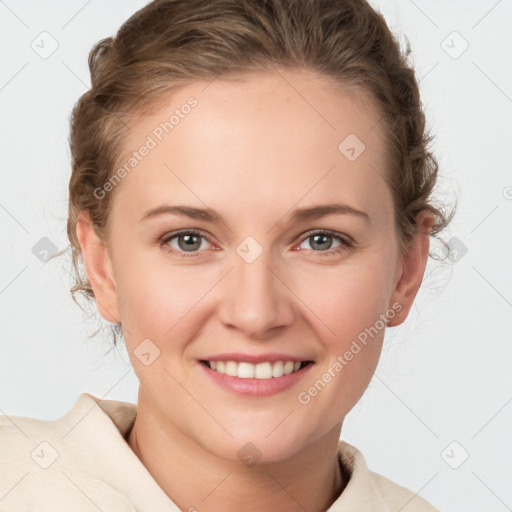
[0,0,454,510]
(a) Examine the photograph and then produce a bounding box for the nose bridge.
[218,240,294,338]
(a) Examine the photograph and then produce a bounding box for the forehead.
[111,68,392,229]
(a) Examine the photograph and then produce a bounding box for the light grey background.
[1,1,511,511]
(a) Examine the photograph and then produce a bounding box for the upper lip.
[200,353,314,364]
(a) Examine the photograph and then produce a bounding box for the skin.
[76,68,434,512]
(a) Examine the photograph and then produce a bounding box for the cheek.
[113,250,198,333]
[116,264,196,386]
[294,257,392,344]
[293,264,388,428]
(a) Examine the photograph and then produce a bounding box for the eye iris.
[178,233,201,251]
[311,233,332,251]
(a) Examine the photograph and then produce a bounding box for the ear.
[387,210,435,327]
[75,211,120,324]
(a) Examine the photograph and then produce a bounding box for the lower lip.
[199,361,314,397]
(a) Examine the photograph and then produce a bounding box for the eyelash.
[158,229,353,258]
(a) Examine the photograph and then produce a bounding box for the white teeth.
[283,361,294,375]
[254,362,272,379]
[237,362,255,378]
[272,361,283,377]
[207,360,307,379]
[225,360,238,377]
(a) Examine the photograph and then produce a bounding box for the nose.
[217,246,295,340]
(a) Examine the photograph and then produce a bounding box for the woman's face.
[82,68,423,463]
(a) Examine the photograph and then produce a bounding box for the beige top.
[0,393,440,511]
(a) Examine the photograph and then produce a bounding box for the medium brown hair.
[60,0,455,347]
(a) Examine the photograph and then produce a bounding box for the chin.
[202,423,316,466]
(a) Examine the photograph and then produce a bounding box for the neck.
[126,395,346,512]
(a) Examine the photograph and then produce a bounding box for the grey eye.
[300,232,343,252]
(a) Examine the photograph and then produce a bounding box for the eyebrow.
[140,203,370,224]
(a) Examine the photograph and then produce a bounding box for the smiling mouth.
[200,360,313,379]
